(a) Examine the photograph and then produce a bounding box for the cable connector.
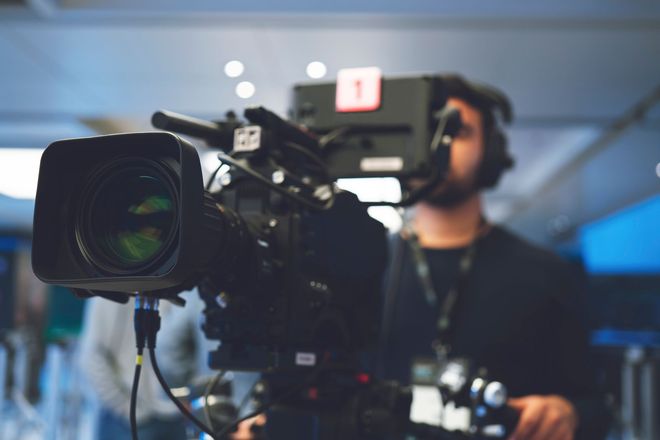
[134,295,161,351]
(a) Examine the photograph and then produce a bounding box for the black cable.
[387,115,452,207]
[228,151,331,204]
[130,348,143,440]
[266,157,323,187]
[133,296,217,439]
[237,378,259,417]
[361,168,443,207]
[264,157,335,208]
[203,371,226,433]
[217,152,334,211]
[317,126,351,150]
[281,141,327,174]
[148,347,218,438]
[205,162,224,191]
[269,156,329,192]
[131,295,155,440]
[214,407,264,439]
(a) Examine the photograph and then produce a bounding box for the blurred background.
[0,1,658,439]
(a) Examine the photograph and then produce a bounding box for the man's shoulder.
[487,226,585,306]
[488,225,572,273]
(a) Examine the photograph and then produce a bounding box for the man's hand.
[508,395,578,440]
[230,414,267,440]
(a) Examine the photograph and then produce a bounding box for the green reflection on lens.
[90,170,176,269]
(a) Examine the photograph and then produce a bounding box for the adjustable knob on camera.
[483,381,507,409]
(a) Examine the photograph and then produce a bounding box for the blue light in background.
[0,236,19,252]
[580,194,660,274]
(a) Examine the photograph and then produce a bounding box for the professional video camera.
[31,72,515,439]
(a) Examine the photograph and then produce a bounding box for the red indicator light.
[356,373,371,384]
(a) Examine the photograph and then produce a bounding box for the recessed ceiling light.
[236,81,256,99]
[224,60,244,78]
[306,61,327,79]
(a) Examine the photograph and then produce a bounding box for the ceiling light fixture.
[236,81,256,99]
[224,60,245,78]
[306,61,327,79]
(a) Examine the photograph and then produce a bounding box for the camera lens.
[78,161,179,274]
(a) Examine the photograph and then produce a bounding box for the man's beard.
[420,177,478,208]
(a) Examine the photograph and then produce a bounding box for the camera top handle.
[152,109,240,150]
[152,107,322,157]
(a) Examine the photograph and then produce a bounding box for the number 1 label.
[335,67,382,113]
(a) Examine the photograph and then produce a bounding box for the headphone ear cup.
[478,129,514,189]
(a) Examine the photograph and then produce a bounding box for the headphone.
[441,76,515,189]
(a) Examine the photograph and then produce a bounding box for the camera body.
[31,130,388,372]
[199,176,388,371]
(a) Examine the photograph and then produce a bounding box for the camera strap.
[401,217,490,360]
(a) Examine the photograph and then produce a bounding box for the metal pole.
[0,343,8,439]
[12,341,28,403]
[622,346,643,440]
[43,344,64,440]
[639,355,657,440]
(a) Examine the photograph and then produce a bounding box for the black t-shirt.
[380,225,610,439]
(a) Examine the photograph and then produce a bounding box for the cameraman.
[379,75,611,440]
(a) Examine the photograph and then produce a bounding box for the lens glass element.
[87,166,177,270]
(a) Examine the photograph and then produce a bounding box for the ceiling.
[1,0,659,247]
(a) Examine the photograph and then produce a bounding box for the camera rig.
[31,75,516,439]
